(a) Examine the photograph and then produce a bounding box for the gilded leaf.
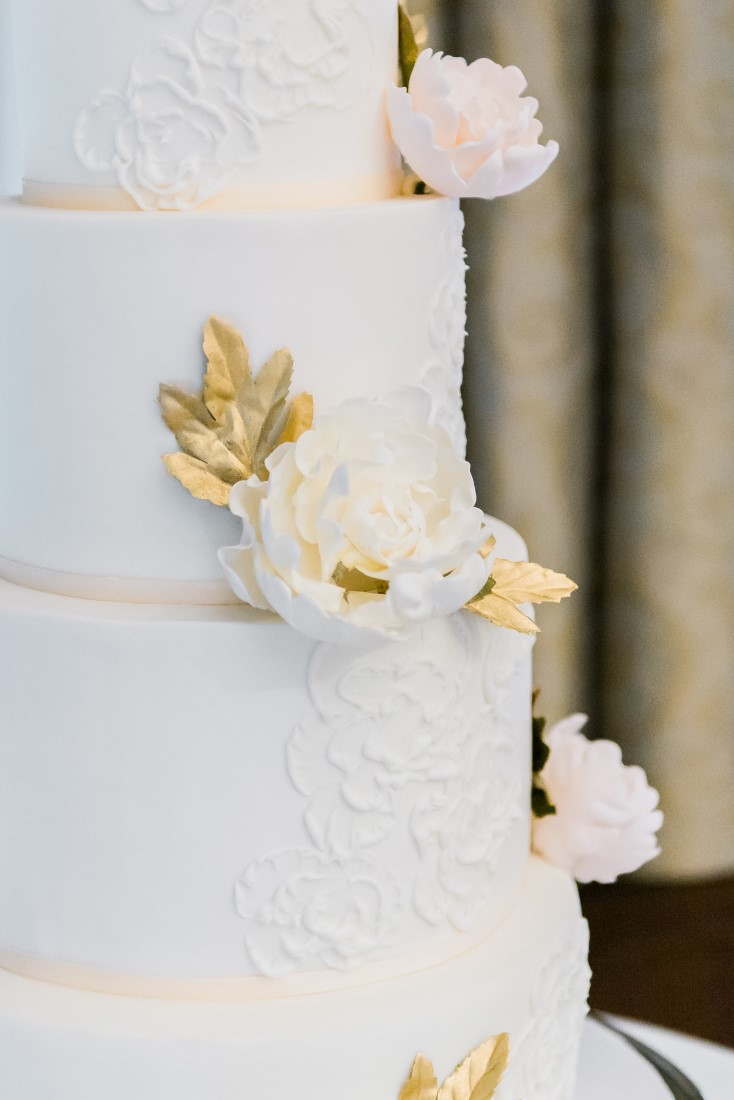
[466,592,540,635]
[479,535,497,560]
[160,384,248,484]
[248,347,295,478]
[277,392,314,447]
[159,316,306,506]
[163,453,232,507]
[398,4,420,87]
[333,563,390,596]
[398,1054,439,1100]
[437,1034,510,1100]
[491,560,578,605]
[469,576,496,604]
[202,316,252,420]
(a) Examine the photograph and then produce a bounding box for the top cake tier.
[11,0,401,211]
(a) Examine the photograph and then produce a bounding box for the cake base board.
[578,1019,676,1098]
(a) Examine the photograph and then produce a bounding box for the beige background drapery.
[408,0,734,880]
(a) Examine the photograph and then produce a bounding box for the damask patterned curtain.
[408,0,734,880]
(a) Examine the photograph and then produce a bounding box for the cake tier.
[0,530,533,986]
[11,0,400,211]
[0,196,466,599]
[0,859,590,1100]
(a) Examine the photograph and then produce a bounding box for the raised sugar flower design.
[74,39,260,210]
[387,49,559,200]
[235,848,402,975]
[219,388,494,646]
[412,724,522,930]
[195,0,373,120]
[532,714,663,884]
[287,616,479,857]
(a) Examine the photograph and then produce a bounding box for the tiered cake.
[0,2,627,1097]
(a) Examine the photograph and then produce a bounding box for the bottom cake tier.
[0,858,589,1100]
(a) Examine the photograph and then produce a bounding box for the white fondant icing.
[0,196,465,590]
[0,530,531,982]
[11,0,400,209]
[0,860,588,1100]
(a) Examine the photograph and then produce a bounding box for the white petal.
[466,140,559,199]
[386,86,468,198]
[218,544,271,610]
[408,50,461,148]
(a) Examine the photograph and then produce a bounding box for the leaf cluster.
[398,1034,510,1100]
[467,558,577,635]
[159,316,313,506]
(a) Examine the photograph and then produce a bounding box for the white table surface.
[611,1016,734,1099]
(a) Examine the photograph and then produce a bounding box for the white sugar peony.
[219,389,493,645]
[387,49,559,200]
[532,715,663,884]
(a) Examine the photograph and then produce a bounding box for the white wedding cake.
[0,3,662,1098]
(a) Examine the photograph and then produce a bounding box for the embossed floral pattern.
[421,210,468,456]
[235,612,532,975]
[195,0,373,120]
[411,738,522,930]
[77,0,375,208]
[482,627,535,723]
[234,848,401,976]
[496,919,591,1100]
[287,617,480,858]
[74,40,260,210]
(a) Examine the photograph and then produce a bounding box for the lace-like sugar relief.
[496,919,591,1100]
[420,209,468,456]
[75,1,374,210]
[234,617,534,976]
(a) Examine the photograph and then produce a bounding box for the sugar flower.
[219,388,493,646]
[532,714,663,883]
[387,49,558,200]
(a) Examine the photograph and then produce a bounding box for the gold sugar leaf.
[245,346,295,479]
[333,563,390,596]
[466,554,576,634]
[398,4,420,87]
[479,535,497,560]
[202,315,252,420]
[159,316,308,506]
[466,592,540,635]
[491,559,578,605]
[437,1034,510,1100]
[398,1054,439,1100]
[277,392,314,447]
[163,453,232,507]
[160,384,249,484]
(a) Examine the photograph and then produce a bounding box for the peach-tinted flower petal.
[388,49,559,201]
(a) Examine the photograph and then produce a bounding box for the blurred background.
[406,0,734,1044]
